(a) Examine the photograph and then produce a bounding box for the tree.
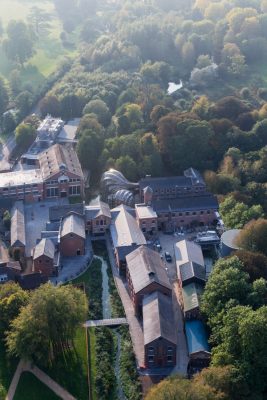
[83,99,111,127]
[3,210,11,230]
[77,129,103,172]
[0,76,9,117]
[39,95,61,118]
[27,6,52,36]
[201,257,251,327]
[115,155,138,182]
[6,283,88,366]
[181,41,196,69]
[2,111,17,134]
[235,250,267,282]
[3,20,35,65]
[15,123,36,151]
[77,114,102,137]
[236,218,267,256]
[145,366,242,400]
[219,195,263,229]
[15,91,33,116]
[212,306,267,397]
[0,283,29,336]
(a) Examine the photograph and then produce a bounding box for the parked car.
[164,251,172,262]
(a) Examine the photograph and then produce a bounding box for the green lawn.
[13,372,60,400]
[0,340,18,397]
[88,328,97,400]
[42,327,89,400]
[0,0,79,90]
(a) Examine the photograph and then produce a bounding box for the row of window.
[46,186,81,197]
[153,187,205,195]
[69,186,81,195]
[2,184,38,192]
[148,346,174,363]
[159,210,212,218]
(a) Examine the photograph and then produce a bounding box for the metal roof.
[152,194,218,213]
[140,175,192,191]
[175,240,204,269]
[126,245,171,294]
[11,201,26,247]
[143,291,177,345]
[33,238,55,260]
[221,229,241,250]
[179,261,206,284]
[60,213,85,239]
[185,320,210,355]
[182,282,204,312]
[110,204,146,248]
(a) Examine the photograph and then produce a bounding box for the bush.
[257,87,267,101]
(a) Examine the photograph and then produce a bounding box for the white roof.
[110,204,146,248]
[11,201,26,247]
[175,240,204,269]
[0,169,42,189]
[135,204,157,219]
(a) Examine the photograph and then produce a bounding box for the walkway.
[84,318,128,328]
[6,360,76,400]
[105,234,145,367]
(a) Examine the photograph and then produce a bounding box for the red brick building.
[126,246,172,317]
[143,291,177,368]
[59,213,86,257]
[0,144,84,202]
[85,199,111,235]
[32,238,57,277]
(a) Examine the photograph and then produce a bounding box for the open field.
[0,0,79,90]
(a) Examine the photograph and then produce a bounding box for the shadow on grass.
[0,339,18,395]
[13,372,60,400]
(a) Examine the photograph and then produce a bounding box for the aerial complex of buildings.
[0,114,223,378]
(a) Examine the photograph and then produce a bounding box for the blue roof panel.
[185,320,210,355]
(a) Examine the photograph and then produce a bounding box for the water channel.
[95,255,126,400]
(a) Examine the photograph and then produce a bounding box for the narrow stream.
[95,255,126,400]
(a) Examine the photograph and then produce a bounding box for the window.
[186,212,190,216]
[148,347,154,354]
[179,213,183,216]
[69,186,81,196]
[200,211,204,215]
[148,355,154,363]
[192,212,196,215]
[46,187,59,197]
[207,210,210,214]
[167,355,173,362]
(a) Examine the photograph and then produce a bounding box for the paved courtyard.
[50,237,93,285]
[24,199,68,257]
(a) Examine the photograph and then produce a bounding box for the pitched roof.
[140,176,192,191]
[38,144,83,180]
[49,203,84,221]
[126,245,171,294]
[179,261,206,284]
[185,320,210,355]
[85,198,111,220]
[135,204,157,219]
[175,240,204,269]
[11,201,26,247]
[152,194,218,213]
[143,291,176,345]
[182,282,204,312]
[60,213,85,239]
[33,238,55,260]
[17,272,48,290]
[110,204,146,248]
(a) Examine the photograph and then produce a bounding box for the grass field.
[13,372,60,400]
[0,340,18,397]
[0,0,79,90]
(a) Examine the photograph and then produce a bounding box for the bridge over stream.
[84,318,128,328]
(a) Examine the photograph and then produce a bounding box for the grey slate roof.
[60,213,85,239]
[140,176,191,191]
[33,238,55,260]
[110,204,146,249]
[11,201,26,247]
[49,203,84,222]
[85,198,111,220]
[126,245,171,294]
[152,194,218,213]
[179,261,206,284]
[182,282,204,312]
[143,291,177,345]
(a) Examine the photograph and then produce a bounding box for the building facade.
[59,213,86,257]
[32,238,57,277]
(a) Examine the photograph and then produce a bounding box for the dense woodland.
[1,0,267,399]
